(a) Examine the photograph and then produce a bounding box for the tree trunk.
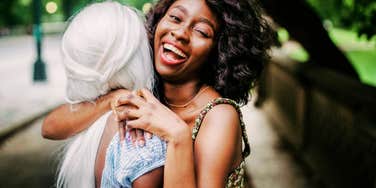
[62,0,73,21]
[260,0,360,80]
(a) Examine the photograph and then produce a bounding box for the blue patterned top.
[101,132,167,188]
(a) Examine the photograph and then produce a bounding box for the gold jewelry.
[136,89,143,97]
[165,86,209,108]
[111,97,121,116]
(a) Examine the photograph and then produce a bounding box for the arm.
[163,105,241,188]
[194,105,242,187]
[116,89,241,187]
[41,89,130,140]
[163,124,196,188]
[115,89,196,187]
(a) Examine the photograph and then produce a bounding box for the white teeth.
[163,43,187,58]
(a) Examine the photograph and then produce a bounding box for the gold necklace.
[165,86,209,108]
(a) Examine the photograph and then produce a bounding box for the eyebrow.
[173,5,217,31]
[197,17,216,31]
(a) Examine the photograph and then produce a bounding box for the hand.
[110,89,153,145]
[109,89,130,141]
[115,89,189,142]
[127,128,153,147]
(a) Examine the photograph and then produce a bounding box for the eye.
[193,24,213,38]
[195,29,209,38]
[169,14,181,23]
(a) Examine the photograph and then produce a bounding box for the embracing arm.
[162,105,241,188]
[117,89,241,188]
[41,89,129,140]
[163,124,196,188]
[162,105,242,187]
[193,105,242,187]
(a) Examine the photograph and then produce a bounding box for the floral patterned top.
[192,98,251,188]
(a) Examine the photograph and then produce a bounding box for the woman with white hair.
[55,1,165,188]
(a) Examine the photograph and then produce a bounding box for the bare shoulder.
[203,103,240,128]
[194,102,241,151]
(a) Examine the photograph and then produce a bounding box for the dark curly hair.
[146,0,275,105]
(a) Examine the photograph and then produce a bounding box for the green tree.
[123,0,153,10]
[0,0,32,28]
[307,0,376,39]
[60,0,154,21]
[261,0,360,79]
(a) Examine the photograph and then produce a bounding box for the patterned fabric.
[192,98,251,188]
[101,132,167,188]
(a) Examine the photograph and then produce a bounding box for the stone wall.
[261,55,376,188]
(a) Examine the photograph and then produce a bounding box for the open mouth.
[160,43,188,65]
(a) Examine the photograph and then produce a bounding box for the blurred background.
[0,0,375,187]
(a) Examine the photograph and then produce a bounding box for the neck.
[163,81,203,106]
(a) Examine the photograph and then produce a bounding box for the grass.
[346,50,376,86]
[278,28,376,87]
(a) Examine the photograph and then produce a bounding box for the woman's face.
[154,0,218,83]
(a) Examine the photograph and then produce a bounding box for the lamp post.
[32,0,47,82]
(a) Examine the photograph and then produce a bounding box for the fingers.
[118,121,126,141]
[126,119,146,131]
[136,129,145,147]
[145,131,153,139]
[111,97,121,118]
[117,93,145,108]
[116,108,141,122]
[138,88,158,103]
[129,128,137,144]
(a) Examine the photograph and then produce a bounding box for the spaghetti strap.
[192,98,250,158]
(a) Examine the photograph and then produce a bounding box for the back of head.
[62,1,154,104]
[57,2,153,187]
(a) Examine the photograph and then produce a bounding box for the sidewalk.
[243,101,316,188]
[0,35,66,139]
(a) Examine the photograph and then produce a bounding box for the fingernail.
[138,140,145,147]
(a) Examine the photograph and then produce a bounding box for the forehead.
[168,0,219,28]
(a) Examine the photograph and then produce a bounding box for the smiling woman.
[42,0,275,187]
[148,0,274,104]
[152,0,218,84]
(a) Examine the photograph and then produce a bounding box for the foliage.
[284,27,376,86]
[306,0,376,39]
[0,0,154,28]
[67,0,154,18]
[0,0,32,27]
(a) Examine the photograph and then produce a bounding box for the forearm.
[164,127,196,188]
[42,95,111,140]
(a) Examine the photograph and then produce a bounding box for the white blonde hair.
[57,1,154,188]
[62,1,154,104]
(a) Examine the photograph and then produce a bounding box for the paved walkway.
[0,35,315,187]
[0,35,65,138]
[243,101,315,188]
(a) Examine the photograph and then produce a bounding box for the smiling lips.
[160,43,188,65]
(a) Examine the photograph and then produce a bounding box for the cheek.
[191,39,214,62]
[155,18,171,36]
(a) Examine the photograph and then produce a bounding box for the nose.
[170,25,190,44]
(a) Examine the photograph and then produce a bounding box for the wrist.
[96,92,113,113]
[168,124,191,146]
